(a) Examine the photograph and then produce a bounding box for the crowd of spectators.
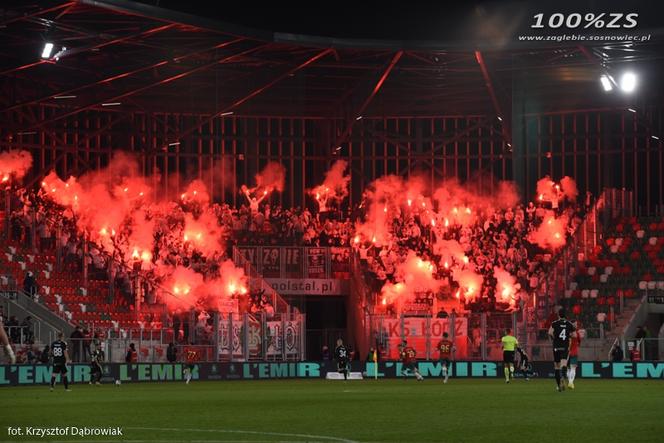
[4,182,583,330]
[1,310,34,344]
[359,200,582,313]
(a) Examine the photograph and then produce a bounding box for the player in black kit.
[515,346,533,381]
[334,338,349,380]
[548,309,576,392]
[89,347,104,385]
[50,332,71,391]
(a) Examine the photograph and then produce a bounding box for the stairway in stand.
[0,240,161,331]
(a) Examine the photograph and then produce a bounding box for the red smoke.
[0,150,32,183]
[254,162,285,193]
[536,175,577,204]
[494,266,518,309]
[452,268,484,303]
[37,152,246,314]
[310,160,350,210]
[560,176,578,201]
[180,179,211,206]
[380,252,442,308]
[528,210,568,250]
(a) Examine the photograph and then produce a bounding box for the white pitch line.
[52,440,289,443]
[125,426,359,443]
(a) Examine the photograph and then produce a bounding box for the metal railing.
[63,312,306,363]
[233,246,290,314]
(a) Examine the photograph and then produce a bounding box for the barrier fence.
[57,312,306,363]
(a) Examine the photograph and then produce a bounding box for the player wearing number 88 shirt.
[49,332,71,392]
[334,338,350,380]
[548,309,576,392]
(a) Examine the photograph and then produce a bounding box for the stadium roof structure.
[2,0,664,120]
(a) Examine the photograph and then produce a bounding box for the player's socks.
[561,366,568,386]
[4,344,15,364]
[554,369,561,389]
[343,370,348,380]
[442,367,448,383]
[63,376,69,390]
[504,366,510,382]
[568,367,576,384]
[509,364,514,379]
[50,376,56,389]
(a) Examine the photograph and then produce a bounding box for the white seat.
[78,287,87,296]
[656,281,664,290]
[581,290,590,298]
[588,267,596,276]
[42,285,50,295]
[647,281,656,290]
[610,245,619,253]
[570,282,578,290]
[19,261,26,270]
[599,274,608,283]
[564,290,573,298]
[605,266,613,275]
[45,263,53,272]
[638,281,647,290]
[4,253,12,262]
[636,230,645,238]
[615,238,623,246]
[649,237,658,245]
[42,270,50,279]
[79,303,87,313]
[590,289,599,298]
[8,246,16,254]
[27,254,34,263]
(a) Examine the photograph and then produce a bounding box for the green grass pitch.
[1,378,662,442]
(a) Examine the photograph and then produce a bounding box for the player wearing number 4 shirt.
[548,309,576,392]
[50,332,71,392]
[335,338,350,380]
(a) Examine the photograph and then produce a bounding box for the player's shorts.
[503,351,515,363]
[568,355,578,365]
[402,362,416,372]
[440,358,451,367]
[553,348,569,363]
[52,363,67,374]
[337,359,349,372]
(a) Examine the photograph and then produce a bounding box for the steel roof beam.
[475,50,511,145]
[18,39,260,131]
[0,23,175,77]
[170,48,334,144]
[1,36,242,113]
[332,51,403,150]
